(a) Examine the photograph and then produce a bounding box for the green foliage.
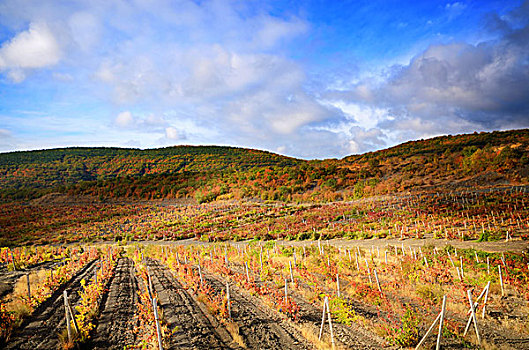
[391,307,420,347]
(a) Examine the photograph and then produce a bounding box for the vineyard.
[1,186,528,349]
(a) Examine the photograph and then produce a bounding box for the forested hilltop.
[1,129,528,203]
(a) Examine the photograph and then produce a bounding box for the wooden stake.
[64,291,72,343]
[26,274,31,300]
[336,274,340,297]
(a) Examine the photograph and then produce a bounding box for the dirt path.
[144,258,235,349]
[199,266,313,350]
[5,259,99,350]
[90,257,138,350]
[277,237,529,254]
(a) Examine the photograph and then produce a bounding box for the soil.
[5,259,99,349]
[90,257,139,350]
[144,258,235,349]
[276,237,529,254]
[226,261,390,349]
[199,265,314,350]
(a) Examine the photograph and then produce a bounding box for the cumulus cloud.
[165,126,186,141]
[115,111,134,128]
[0,22,61,80]
[323,1,529,153]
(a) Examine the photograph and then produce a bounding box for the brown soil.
[199,265,314,350]
[5,259,99,349]
[90,257,139,349]
[144,258,236,349]
[277,237,529,254]
[226,261,390,349]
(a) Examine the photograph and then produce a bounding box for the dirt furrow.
[200,267,312,350]
[5,259,99,350]
[228,261,390,349]
[90,257,139,350]
[145,258,233,349]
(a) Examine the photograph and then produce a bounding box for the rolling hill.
[1,129,528,203]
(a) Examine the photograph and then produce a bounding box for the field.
[1,187,528,349]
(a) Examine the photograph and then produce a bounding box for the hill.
[1,129,528,203]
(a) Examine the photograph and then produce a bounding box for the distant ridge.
[1,129,528,203]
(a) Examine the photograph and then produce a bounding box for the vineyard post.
[226,282,231,319]
[456,267,462,281]
[152,298,163,350]
[374,269,381,292]
[63,291,72,343]
[289,261,294,283]
[466,290,481,344]
[317,296,336,349]
[424,257,429,269]
[436,295,447,350]
[475,252,480,263]
[198,262,203,286]
[293,251,297,266]
[336,274,340,297]
[482,281,491,318]
[94,268,98,284]
[384,251,387,265]
[348,249,352,263]
[284,278,288,302]
[416,308,442,349]
[487,257,490,275]
[26,274,31,300]
[147,270,153,301]
[66,294,79,335]
[355,252,360,271]
[498,265,504,296]
[447,252,455,268]
[460,257,464,278]
[365,258,373,284]
[245,262,250,283]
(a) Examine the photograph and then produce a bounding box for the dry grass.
[225,321,246,348]
[291,322,340,350]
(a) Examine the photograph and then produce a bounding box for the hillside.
[1,129,528,203]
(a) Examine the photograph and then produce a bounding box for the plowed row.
[5,253,390,349]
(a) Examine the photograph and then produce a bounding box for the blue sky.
[0,0,528,158]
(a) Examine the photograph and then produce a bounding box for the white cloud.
[0,22,61,79]
[115,111,133,127]
[255,16,308,48]
[165,126,185,140]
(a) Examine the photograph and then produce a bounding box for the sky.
[0,0,528,159]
